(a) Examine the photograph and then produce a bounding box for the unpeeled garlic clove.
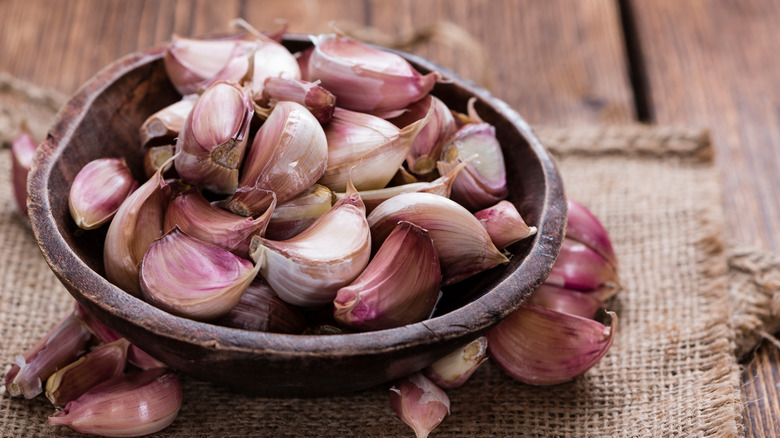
[487,304,617,385]
[144,145,176,179]
[174,81,254,194]
[216,277,308,333]
[163,34,250,95]
[390,95,457,175]
[473,200,537,249]
[11,128,37,219]
[368,192,508,285]
[526,284,604,319]
[139,96,196,147]
[566,199,618,269]
[545,238,621,296]
[423,336,488,389]
[333,221,441,331]
[49,368,182,437]
[307,33,439,114]
[69,158,138,230]
[45,338,130,407]
[389,372,450,438]
[250,183,371,307]
[259,77,336,124]
[140,226,260,321]
[265,183,334,240]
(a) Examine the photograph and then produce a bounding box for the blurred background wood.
[1,0,778,434]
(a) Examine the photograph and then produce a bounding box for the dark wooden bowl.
[27,36,566,396]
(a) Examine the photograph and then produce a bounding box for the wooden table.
[1,0,778,435]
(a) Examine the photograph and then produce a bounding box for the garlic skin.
[368,192,508,285]
[69,158,138,230]
[546,238,621,296]
[389,372,450,438]
[216,277,308,333]
[11,129,37,218]
[164,34,249,95]
[140,226,260,321]
[250,185,371,307]
[423,336,488,389]
[307,34,438,114]
[333,221,441,331]
[266,184,334,240]
[474,200,537,249]
[174,81,254,194]
[566,199,618,269]
[144,145,176,179]
[488,304,617,385]
[139,96,196,147]
[526,284,604,320]
[259,77,336,124]
[49,369,182,437]
[390,95,457,175]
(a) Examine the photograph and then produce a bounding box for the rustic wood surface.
[0,0,777,434]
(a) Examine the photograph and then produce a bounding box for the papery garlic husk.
[229,101,328,216]
[368,192,508,285]
[216,277,308,333]
[11,128,37,218]
[164,34,251,95]
[140,226,260,321]
[390,95,457,175]
[488,304,617,385]
[46,338,130,407]
[333,221,441,331]
[526,283,605,319]
[69,158,138,230]
[139,96,196,147]
[144,145,176,179]
[474,200,537,249]
[174,81,254,194]
[307,33,439,114]
[423,336,488,389]
[259,77,336,124]
[7,311,92,399]
[249,184,371,307]
[318,104,433,192]
[265,184,334,240]
[546,238,621,297]
[566,199,618,269]
[164,187,275,258]
[49,369,182,437]
[389,372,450,438]
[104,163,172,295]
[437,122,508,211]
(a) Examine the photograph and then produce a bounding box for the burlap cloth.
[2,75,780,437]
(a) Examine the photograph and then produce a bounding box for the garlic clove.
[259,77,336,124]
[69,158,138,230]
[49,368,182,437]
[566,199,618,269]
[389,95,457,175]
[473,200,537,249]
[144,144,176,179]
[140,226,260,321]
[389,372,450,438]
[368,192,508,285]
[249,183,371,307]
[526,284,605,319]
[163,34,250,95]
[230,101,328,216]
[139,95,196,147]
[174,81,254,194]
[45,338,130,407]
[307,33,439,114]
[437,122,508,211]
[390,166,423,186]
[127,346,167,370]
[11,128,37,219]
[216,277,308,333]
[423,336,488,389]
[164,187,275,258]
[546,238,621,294]
[265,183,334,240]
[333,221,441,331]
[487,304,617,385]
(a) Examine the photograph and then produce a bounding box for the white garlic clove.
[389,95,457,175]
[423,336,488,389]
[259,77,336,124]
[389,372,450,438]
[69,158,138,230]
[266,184,334,241]
[139,95,196,148]
[473,200,537,249]
[566,199,618,269]
[11,128,37,219]
[545,238,621,296]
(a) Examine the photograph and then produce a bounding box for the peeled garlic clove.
[7,311,92,399]
[488,304,617,385]
[49,369,182,437]
[438,122,508,211]
[46,338,130,407]
[140,226,260,321]
[164,187,275,258]
[266,184,334,240]
[69,158,138,230]
[163,34,250,95]
[230,101,328,216]
[473,200,537,249]
[389,372,450,438]
[368,192,508,285]
[174,81,254,194]
[526,284,604,319]
[216,277,308,333]
[307,33,439,114]
[566,199,618,269]
[546,238,621,295]
[250,184,371,307]
[423,336,488,389]
[139,96,196,147]
[259,77,336,124]
[333,221,441,331]
[144,145,176,179]
[390,95,457,175]
[11,128,37,219]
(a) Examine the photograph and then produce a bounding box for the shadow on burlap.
[2,75,776,437]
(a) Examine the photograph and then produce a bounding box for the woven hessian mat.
[2,76,778,437]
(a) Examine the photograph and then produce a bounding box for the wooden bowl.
[27,36,566,396]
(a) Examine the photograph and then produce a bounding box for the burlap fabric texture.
[2,76,779,437]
